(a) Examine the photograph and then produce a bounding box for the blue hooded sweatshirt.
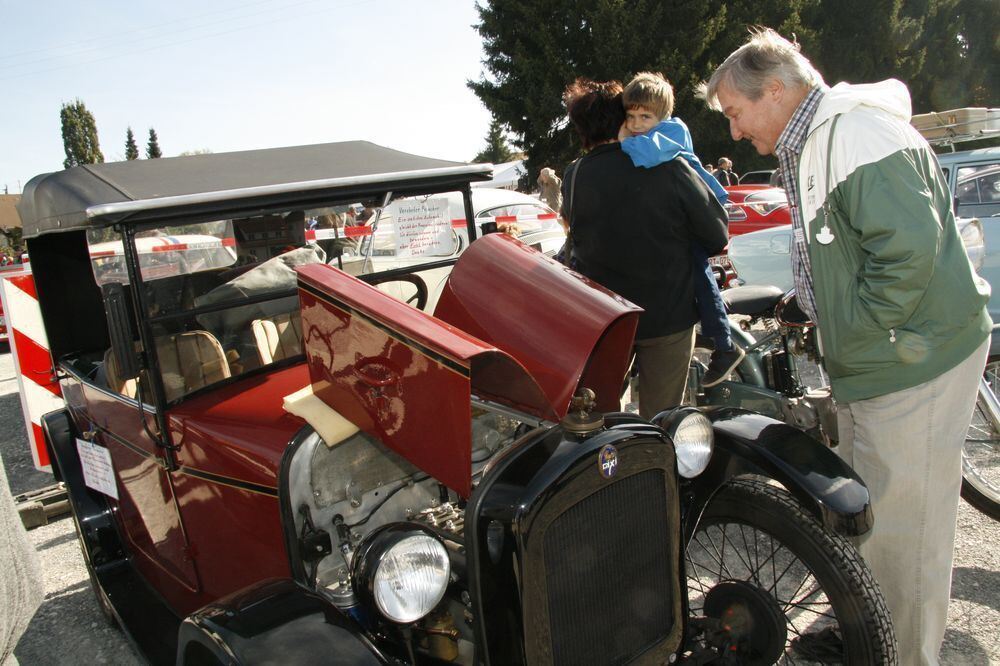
[621,117,729,204]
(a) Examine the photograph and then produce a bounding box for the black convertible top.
[18,141,492,238]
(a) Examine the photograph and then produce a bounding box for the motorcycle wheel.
[962,360,1000,521]
[687,479,897,664]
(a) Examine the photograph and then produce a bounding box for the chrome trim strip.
[60,363,156,413]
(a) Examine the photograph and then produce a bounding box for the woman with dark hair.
[560,78,728,418]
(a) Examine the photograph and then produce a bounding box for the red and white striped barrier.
[0,268,63,473]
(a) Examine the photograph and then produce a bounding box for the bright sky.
[0,0,492,194]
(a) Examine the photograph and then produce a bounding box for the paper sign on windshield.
[394,199,451,258]
[76,438,119,500]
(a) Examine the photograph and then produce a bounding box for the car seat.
[154,330,231,401]
[251,312,303,364]
[103,348,139,399]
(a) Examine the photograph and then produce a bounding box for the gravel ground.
[2,346,998,664]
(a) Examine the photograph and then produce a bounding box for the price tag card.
[76,438,119,500]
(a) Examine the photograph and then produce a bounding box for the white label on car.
[76,438,119,500]
[394,198,451,258]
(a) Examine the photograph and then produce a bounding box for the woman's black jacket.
[561,143,729,340]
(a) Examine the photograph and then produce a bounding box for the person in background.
[618,71,745,386]
[715,157,738,185]
[560,78,728,419]
[536,167,563,215]
[703,28,991,665]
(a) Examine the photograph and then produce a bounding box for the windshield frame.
[113,183,480,413]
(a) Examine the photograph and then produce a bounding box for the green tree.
[146,128,162,159]
[125,127,140,160]
[469,0,817,177]
[683,0,817,170]
[801,0,925,88]
[60,99,104,169]
[903,0,998,111]
[474,119,515,163]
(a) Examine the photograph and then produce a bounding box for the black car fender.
[176,579,396,666]
[40,409,125,575]
[685,407,873,538]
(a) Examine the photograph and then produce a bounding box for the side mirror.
[102,283,140,380]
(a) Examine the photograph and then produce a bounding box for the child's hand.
[617,122,631,142]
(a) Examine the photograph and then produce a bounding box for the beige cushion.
[252,312,303,364]
[282,385,359,447]
[155,330,231,402]
[103,348,138,398]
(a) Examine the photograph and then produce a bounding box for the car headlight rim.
[655,407,715,479]
[354,525,451,624]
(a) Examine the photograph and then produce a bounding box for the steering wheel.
[366,273,429,311]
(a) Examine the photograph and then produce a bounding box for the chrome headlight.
[656,407,714,478]
[354,526,451,624]
[958,217,985,273]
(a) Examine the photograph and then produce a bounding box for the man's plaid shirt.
[775,86,827,322]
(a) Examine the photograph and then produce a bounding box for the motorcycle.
[689,284,1000,521]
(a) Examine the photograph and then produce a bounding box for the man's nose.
[729,121,743,141]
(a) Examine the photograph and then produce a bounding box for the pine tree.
[146,128,162,159]
[468,0,816,176]
[474,119,515,163]
[60,99,104,169]
[902,0,999,111]
[125,127,139,160]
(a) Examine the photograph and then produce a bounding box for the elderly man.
[702,29,991,665]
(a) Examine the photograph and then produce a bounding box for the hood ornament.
[561,388,605,435]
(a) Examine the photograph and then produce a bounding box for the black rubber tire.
[962,360,1000,521]
[687,479,897,664]
[66,494,119,628]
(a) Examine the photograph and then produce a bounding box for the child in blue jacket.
[620,72,743,386]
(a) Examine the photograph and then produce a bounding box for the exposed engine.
[285,407,526,663]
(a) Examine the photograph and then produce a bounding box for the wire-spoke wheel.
[687,479,897,664]
[962,360,1000,520]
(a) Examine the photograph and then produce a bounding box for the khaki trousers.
[634,326,695,420]
[836,338,988,666]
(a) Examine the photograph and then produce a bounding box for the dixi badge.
[598,444,619,479]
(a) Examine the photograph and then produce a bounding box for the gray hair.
[701,28,824,110]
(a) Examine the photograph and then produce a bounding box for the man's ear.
[766,78,785,102]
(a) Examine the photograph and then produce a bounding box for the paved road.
[2,347,998,664]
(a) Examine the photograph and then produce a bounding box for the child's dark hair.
[563,78,625,150]
[623,72,674,119]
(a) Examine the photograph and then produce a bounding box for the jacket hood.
[812,79,912,129]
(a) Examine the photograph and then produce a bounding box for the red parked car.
[723,185,791,236]
[710,185,791,285]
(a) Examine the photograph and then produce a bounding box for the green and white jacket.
[797,80,991,402]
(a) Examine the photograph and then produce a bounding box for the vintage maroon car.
[17,142,894,664]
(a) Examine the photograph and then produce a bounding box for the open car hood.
[297,234,640,497]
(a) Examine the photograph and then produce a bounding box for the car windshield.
[85,189,484,404]
[88,222,237,286]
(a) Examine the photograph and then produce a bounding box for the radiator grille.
[543,469,674,665]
